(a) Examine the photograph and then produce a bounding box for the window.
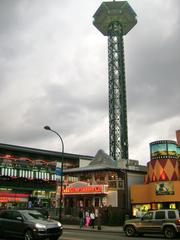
[1,167,4,175]
[0,211,12,219]
[108,180,117,188]
[155,211,165,219]
[108,180,124,189]
[11,211,22,220]
[168,211,176,219]
[109,175,116,180]
[99,176,105,181]
[22,210,45,220]
[118,180,124,189]
[95,198,99,207]
[143,212,153,220]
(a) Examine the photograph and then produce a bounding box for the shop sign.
[63,185,107,194]
[56,162,62,179]
[0,197,28,202]
[150,140,177,160]
[0,197,21,202]
[0,193,29,198]
[155,181,174,195]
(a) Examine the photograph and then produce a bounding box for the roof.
[64,149,121,173]
[64,149,147,174]
[64,165,120,173]
[0,143,93,160]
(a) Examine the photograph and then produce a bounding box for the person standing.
[85,209,90,227]
[97,207,102,230]
[90,211,95,229]
[28,200,32,209]
[79,208,84,229]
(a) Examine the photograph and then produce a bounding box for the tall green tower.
[93,1,137,160]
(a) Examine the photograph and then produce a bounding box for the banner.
[155,181,174,195]
[56,162,62,179]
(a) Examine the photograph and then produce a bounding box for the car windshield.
[21,210,46,220]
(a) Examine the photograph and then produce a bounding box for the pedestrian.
[28,200,32,209]
[90,210,95,229]
[85,209,90,227]
[97,207,102,230]
[135,208,141,218]
[79,208,84,229]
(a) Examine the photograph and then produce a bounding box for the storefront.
[62,149,146,218]
[0,143,93,209]
[0,191,29,209]
[63,181,108,211]
[131,138,180,217]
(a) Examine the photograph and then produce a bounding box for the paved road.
[0,229,169,240]
[62,229,164,240]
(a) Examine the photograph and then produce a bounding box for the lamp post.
[44,125,64,221]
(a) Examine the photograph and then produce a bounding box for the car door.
[151,210,166,232]
[0,210,13,236]
[138,211,154,233]
[0,210,25,238]
[9,211,26,238]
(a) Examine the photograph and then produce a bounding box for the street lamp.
[44,125,64,221]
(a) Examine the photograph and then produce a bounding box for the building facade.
[63,150,146,218]
[0,142,147,221]
[131,130,180,217]
[0,143,92,209]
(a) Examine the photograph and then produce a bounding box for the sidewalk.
[63,224,123,233]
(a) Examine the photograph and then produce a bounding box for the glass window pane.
[155,211,165,219]
[168,211,176,219]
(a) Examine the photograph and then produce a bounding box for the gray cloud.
[0,0,179,164]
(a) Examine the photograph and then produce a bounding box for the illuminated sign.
[0,197,21,202]
[155,181,174,195]
[63,185,107,194]
[150,140,177,160]
[0,193,29,198]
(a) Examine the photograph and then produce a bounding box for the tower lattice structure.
[93,1,137,160]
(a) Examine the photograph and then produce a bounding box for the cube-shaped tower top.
[93,1,137,36]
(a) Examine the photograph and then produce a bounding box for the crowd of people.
[79,207,97,229]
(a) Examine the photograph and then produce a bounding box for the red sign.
[0,197,21,202]
[0,193,29,198]
[63,185,104,194]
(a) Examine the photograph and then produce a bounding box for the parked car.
[124,209,180,239]
[0,209,63,240]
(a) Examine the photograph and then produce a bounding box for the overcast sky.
[0,0,179,165]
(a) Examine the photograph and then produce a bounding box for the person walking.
[79,208,84,229]
[90,211,95,229]
[85,209,90,227]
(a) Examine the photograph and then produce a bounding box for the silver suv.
[124,209,180,239]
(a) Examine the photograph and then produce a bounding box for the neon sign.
[0,197,21,202]
[63,185,105,194]
[0,193,29,198]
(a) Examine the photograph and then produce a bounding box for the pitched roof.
[64,149,119,173]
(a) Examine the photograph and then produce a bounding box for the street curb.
[63,226,123,233]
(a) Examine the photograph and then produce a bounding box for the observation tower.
[93,1,137,160]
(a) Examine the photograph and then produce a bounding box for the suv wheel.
[125,225,136,237]
[164,226,176,239]
[24,229,34,240]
